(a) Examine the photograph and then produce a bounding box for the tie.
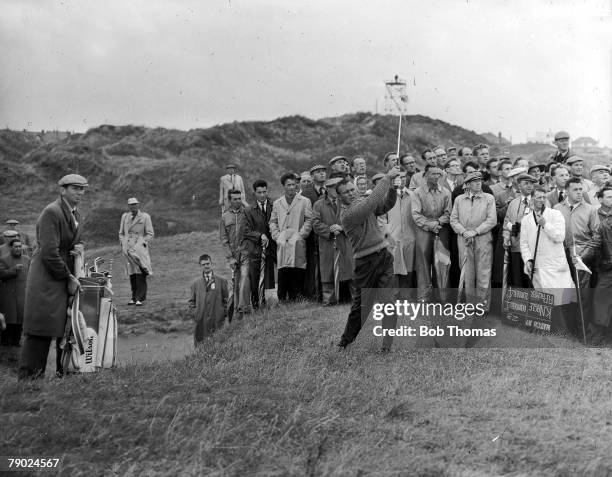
[205,273,212,286]
[331,198,337,213]
[72,210,79,229]
[260,202,265,214]
[569,205,575,212]
[523,198,528,207]
[558,191,564,203]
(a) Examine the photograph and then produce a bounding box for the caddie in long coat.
[19,174,87,380]
[240,179,276,309]
[0,239,30,346]
[119,197,154,306]
[189,254,229,343]
[312,176,355,305]
[269,172,313,302]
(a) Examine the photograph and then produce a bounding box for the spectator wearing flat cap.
[566,156,595,196]
[18,174,87,380]
[300,164,327,302]
[451,162,494,204]
[450,172,497,310]
[2,220,35,257]
[502,173,538,288]
[411,164,452,300]
[587,165,611,206]
[312,173,355,306]
[219,164,248,213]
[119,197,154,306]
[409,149,439,191]
[0,230,19,260]
[550,131,572,164]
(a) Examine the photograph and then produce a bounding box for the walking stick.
[258,243,267,308]
[571,229,588,346]
[530,205,546,285]
[333,235,340,303]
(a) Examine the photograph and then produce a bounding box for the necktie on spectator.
[558,191,564,203]
[72,210,79,229]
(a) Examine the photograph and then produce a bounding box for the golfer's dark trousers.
[18,334,63,380]
[129,273,148,301]
[277,268,305,302]
[341,248,396,345]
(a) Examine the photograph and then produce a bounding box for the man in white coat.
[269,172,313,302]
[219,164,248,212]
[119,197,154,306]
[520,186,575,332]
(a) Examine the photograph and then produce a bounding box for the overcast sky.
[2,0,611,145]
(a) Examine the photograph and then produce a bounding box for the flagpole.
[396,113,402,157]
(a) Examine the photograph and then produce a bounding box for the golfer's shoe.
[135,300,143,306]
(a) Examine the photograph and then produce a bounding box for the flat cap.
[309,164,326,174]
[127,197,139,205]
[554,131,570,141]
[566,155,584,165]
[590,165,610,175]
[426,166,444,175]
[2,230,19,238]
[516,173,537,183]
[464,171,483,184]
[225,163,238,169]
[58,174,88,187]
[300,171,312,180]
[507,167,527,178]
[447,146,457,153]
[371,173,385,183]
[329,155,348,167]
[5,219,19,225]
[527,162,546,173]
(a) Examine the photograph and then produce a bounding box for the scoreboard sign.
[502,287,554,332]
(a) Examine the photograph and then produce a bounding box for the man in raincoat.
[450,172,497,309]
[269,172,313,302]
[312,174,355,305]
[411,165,451,300]
[520,186,575,332]
[119,197,154,306]
[387,171,416,288]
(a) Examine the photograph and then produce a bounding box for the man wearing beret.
[450,172,497,310]
[219,164,248,213]
[550,131,572,164]
[18,174,87,379]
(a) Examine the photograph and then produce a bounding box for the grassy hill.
[1,113,494,245]
[4,115,610,246]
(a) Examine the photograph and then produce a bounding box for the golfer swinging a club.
[335,165,400,351]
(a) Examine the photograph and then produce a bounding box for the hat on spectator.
[507,167,527,178]
[58,174,88,187]
[127,197,140,205]
[554,131,570,141]
[566,156,584,165]
[463,171,483,184]
[309,164,326,174]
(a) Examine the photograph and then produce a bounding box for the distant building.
[572,137,598,149]
[526,130,553,144]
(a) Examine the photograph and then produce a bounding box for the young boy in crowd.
[189,254,229,345]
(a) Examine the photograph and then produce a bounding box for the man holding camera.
[503,173,537,287]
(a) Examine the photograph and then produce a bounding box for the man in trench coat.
[119,197,154,305]
[19,174,87,380]
[312,174,355,305]
[269,172,313,302]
